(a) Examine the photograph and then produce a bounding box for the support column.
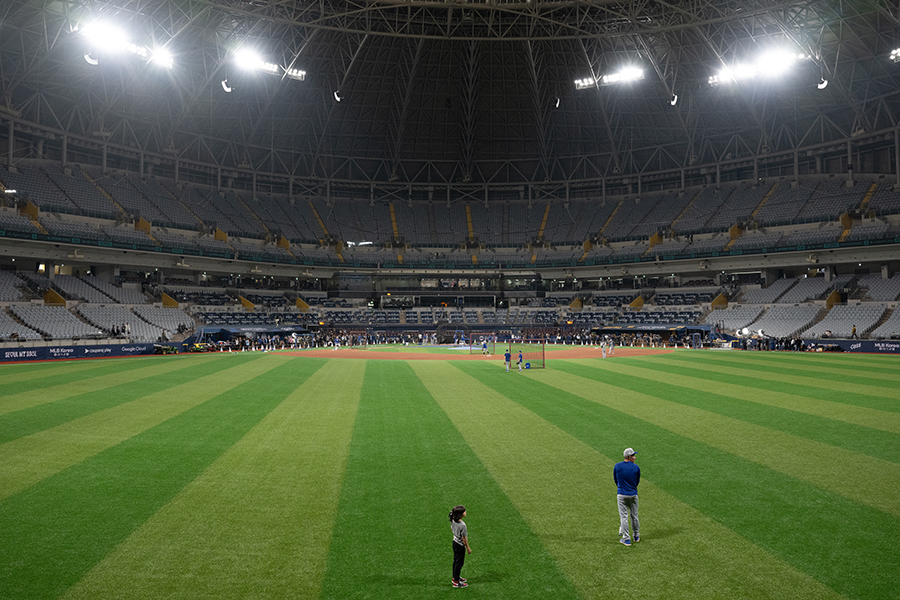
[716,163,721,188]
[753,157,759,182]
[6,120,13,166]
[894,129,900,188]
[680,169,685,190]
[174,159,179,183]
[102,144,108,173]
[61,135,67,168]
[793,150,799,181]
[846,140,853,185]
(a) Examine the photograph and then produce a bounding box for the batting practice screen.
[507,338,546,369]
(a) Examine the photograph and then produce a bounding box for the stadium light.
[81,21,128,53]
[600,67,644,86]
[234,49,280,75]
[221,79,233,93]
[709,51,811,86]
[234,49,305,80]
[285,68,306,81]
[151,47,173,70]
[574,77,595,90]
[891,48,900,63]
[817,77,828,90]
[235,49,264,71]
[670,93,678,106]
[80,20,174,68]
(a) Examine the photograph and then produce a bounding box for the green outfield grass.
[0,350,897,600]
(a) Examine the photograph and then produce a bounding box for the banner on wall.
[802,339,900,354]
[1,343,156,363]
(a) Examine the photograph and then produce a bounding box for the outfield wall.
[802,339,900,353]
[1,343,158,363]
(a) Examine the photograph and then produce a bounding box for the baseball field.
[0,347,897,600]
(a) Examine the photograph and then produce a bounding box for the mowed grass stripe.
[0,356,241,445]
[453,362,898,600]
[320,361,579,600]
[609,355,900,435]
[0,354,272,501]
[633,353,900,413]
[546,360,900,515]
[0,354,224,416]
[421,362,847,600]
[0,356,321,600]
[60,359,363,600]
[0,358,149,389]
[560,358,900,463]
[682,350,900,379]
[658,352,900,402]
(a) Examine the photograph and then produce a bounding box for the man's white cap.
[623,448,636,458]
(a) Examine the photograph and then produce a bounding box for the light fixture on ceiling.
[670,93,678,106]
[80,20,174,69]
[817,77,828,89]
[334,90,343,102]
[285,68,306,81]
[709,50,812,86]
[221,79,233,93]
[600,67,644,86]
[574,77,595,90]
[151,47,174,70]
[891,48,900,63]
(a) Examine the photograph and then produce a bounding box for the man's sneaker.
[620,538,632,546]
[452,580,468,588]
[451,578,467,584]
[634,536,640,543]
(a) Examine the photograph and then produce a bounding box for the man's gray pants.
[617,494,639,541]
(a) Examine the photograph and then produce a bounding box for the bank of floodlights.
[600,67,644,86]
[79,20,173,69]
[233,48,306,80]
[891,48,900,64]
[575,67,643,90]
[708,50,812,86]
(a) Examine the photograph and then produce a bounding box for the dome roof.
[1,0,897,184]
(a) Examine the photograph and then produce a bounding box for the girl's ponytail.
[449,505,466,522]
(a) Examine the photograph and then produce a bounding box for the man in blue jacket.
[613,447,641,546]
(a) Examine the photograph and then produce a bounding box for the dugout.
[188,324,311,345]
[591,323,712,343]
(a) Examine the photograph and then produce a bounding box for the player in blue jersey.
[613,448,641,546]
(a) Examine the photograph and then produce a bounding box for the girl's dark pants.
[452,541,466,581]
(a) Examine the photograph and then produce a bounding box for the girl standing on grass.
[449,505,472,588]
